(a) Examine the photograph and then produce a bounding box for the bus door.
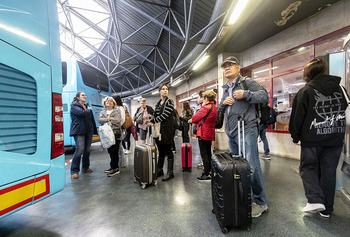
[0,41,52,186]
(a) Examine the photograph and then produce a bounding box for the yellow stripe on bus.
[34,179,47,197]
[0,183,34,212]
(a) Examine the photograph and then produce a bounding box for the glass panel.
[315,33,349,57]
[272,47,310,75]
[272,71,304,131]
[245,62,269,79]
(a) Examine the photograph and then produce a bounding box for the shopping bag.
[98,122,115,148]
[153,123,161,138]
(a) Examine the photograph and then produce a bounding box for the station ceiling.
[57,0,341,98]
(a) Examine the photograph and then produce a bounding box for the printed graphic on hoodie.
[310,89,346,135]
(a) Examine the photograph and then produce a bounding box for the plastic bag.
[98,122,115,148]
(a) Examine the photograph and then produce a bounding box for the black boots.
[157,169,164,177]
[162,159,174,181]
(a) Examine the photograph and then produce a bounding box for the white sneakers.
[302,203,326,213]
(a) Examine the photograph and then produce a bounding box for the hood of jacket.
[307,74,341,96]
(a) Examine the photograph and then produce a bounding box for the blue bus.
[0,1,65,218]
[62,60,111,147]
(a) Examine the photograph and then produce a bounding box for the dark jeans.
[107,136,121,169]
[198,138,212,176]
[300,146,342,214]
[71,133,93,174]
[182,125,190,143]
[122,129,131,150]
[259,124,270,155]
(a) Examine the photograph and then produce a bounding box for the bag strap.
[341,86,350,104]
[197,104,214,129]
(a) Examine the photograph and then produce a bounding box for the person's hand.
[233,90,244,99]
[109,117,114,121]
[223,97,235,105]
[188,119,192,123]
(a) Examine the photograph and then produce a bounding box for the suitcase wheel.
[152,180,158,186]
[221,227,229,234]
[141,183,147,189]
[211,209,215,214]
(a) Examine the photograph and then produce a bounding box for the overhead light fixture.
[228,0,249,25]
[151,90,159,95]
[206,84,217,89]
[171,79,183,87]
[133,96,142,100]
[193,54,209,70]
[254,67,278,74]
[179,96,193,102]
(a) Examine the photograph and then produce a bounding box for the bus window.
[77,61,109,92]
[62,61,67,87]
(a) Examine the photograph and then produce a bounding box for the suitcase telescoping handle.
[237,115,245,158]
[146,125,153,145]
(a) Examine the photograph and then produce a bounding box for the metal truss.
[57,0,233,97]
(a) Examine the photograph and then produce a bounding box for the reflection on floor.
[1,137,350,237]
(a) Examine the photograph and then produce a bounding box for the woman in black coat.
[70,91,96,179]
[150,84,176,181]
[180,101,193,143]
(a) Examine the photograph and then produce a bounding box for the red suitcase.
[181,143,192,172]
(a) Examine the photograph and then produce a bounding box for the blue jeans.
[228,126,267,205]
[259,124,270,155]
[71,133,93,174]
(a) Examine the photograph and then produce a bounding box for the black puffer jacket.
[289,74,347,147]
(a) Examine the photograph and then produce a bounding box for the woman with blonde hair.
[98,97,122,177]
[189,91,217,181]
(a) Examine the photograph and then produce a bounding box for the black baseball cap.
[221,56,240,67]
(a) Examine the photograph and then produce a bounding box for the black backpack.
[241,78,272,125]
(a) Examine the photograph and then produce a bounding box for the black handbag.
[215,111,225,129]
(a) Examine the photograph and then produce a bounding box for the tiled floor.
[1,137,350,237]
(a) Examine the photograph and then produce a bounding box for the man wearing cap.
[218,56,269,218]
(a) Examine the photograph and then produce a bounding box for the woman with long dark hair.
[289,58,347,217]
[180,101,193,143]
[70,91,96,179]
[150,84,176,181]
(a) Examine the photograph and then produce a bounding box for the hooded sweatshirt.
[289,74,347,147]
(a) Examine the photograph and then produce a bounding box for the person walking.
[189,91,217,181]
[259,107,277,160]
[218,56,269,218]
[180,101,193,143]
[150,84,176,181]
[70,91,97,179]
[289,58,347,218]
[98,97,122,177]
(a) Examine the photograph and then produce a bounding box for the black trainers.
[197,174,211,182]
[104,168,113,173]
[107,168,120,177]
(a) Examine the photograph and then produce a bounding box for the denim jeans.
[228,126,267,205]
[259,124,270,155]
[300,146,342,214]
[71,133,93,174]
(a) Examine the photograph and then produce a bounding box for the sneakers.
[104,168,113,173]
[261,154,271,160]
[319,211,330,218]
[71,174,79,179]
[197,162,204,168]
[302,203,326,213]
[252,202,268,217]
[82,169,93,173]
[107,168,120,177]
[197,174,211,182]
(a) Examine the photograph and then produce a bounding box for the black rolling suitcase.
[211,117,252,233]
[134,126,157,189]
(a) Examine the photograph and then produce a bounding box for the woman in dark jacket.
[189,91,217,181]
[180,101,193,143]
[289,58,347,217]
[150,84,176,181]
[70,91,96,179]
